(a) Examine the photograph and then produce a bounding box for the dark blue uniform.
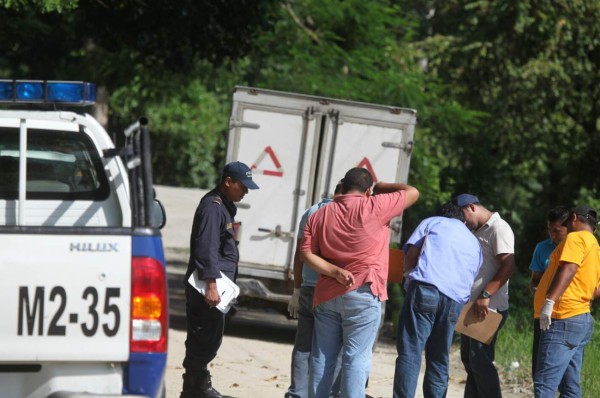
[183,188,238,373]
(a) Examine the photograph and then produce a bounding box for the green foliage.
[109,72,230,188]
[0,0,77,12]
[495,311,534,394]
[1,2,600,392]
[0,0,483,206]
[0,1,277,187]
[582,322,600,397]
[1,0,599,315]
[416,0,600,270]
[242,0,484,224]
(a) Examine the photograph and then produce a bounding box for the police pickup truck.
[0,80,168,398]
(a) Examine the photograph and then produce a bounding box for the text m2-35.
[18,286,121,337]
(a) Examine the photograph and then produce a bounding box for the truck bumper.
[236,278,291,304]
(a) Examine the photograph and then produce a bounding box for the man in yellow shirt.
[533,205,600,397]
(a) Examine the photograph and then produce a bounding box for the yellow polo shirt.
[534,230,600,319]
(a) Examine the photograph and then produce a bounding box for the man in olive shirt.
[455,194,516,398]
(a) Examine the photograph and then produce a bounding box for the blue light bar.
[0,80,14,100]
[48,82,96,103]
[17,80,44,101]
[0,80,96,105]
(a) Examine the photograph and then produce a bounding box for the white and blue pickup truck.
[0,80,168,398]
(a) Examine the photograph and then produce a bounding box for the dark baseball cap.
[453,193,480,207]
[222,161,259,190]
[567,205,597,225]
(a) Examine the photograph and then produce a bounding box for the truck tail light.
[131,257,167,353]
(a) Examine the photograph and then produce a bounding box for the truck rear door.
[227,91,319,279]
[227,87,417,280]
[315,100,416,243]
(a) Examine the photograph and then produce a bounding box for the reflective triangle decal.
[251,146,284,177]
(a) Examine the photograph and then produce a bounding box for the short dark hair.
[436,201,464,222]
[334,181,344,195]
[342,168,373,193]
[547,205,569,224]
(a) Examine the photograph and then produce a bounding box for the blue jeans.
[309,284,381,398]
[287,286,341,398]
[393,281,462,398]
[460,309,508,398]
[534,313,593,398]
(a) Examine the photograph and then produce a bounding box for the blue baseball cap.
[222,161,259,190]
[453,193,480,207]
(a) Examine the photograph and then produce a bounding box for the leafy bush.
[109,74,230,188]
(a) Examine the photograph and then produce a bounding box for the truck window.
[0,127,109,201]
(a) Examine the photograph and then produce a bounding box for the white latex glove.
[539,298,555,331]
[288,288,301,319]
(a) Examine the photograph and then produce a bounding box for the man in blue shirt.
[286,182,343,398]
[393,201,482,398]
[529,206,570,292]
[528,205,569,378]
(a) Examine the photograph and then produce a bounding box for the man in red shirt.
[301,167,419,398]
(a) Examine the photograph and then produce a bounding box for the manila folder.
[455,301,502,345]
[187,271,240,314]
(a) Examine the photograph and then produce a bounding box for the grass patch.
[581,324,600,398]
[494,312,600,397]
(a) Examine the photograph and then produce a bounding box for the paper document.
[455,301,502,345]
[187,271,240,314]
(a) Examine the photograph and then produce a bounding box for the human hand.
[474,297,490,320]
[540,298,555,331]
[204,281,221,308]
[288,288,301,318]
[334,268,355,287]
[529,283,537,294]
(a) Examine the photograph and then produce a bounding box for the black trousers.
[532,318,540,378]
[182,284,226,374]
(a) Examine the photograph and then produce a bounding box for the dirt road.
[155,185,522,398]
[164,247,466,398]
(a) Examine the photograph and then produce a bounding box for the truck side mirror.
[152,199,167,229]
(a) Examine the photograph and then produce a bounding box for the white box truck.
[226,87,417,315]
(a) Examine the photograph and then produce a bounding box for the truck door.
[227,87,417,281]
[227,95,321,280]
[315,104,416,243]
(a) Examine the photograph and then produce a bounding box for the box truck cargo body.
[226,87,417,312]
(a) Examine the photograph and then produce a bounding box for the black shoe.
[179,370,234,398]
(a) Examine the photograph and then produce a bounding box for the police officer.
[180,161,259,398]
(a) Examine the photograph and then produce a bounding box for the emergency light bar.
[0,80,96,105]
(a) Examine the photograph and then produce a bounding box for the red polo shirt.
[302,191,407,307]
